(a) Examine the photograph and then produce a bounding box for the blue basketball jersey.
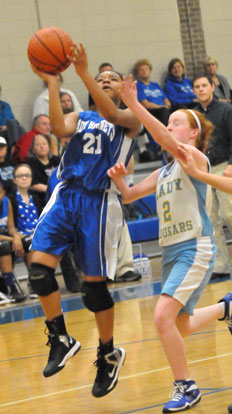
[57,110,136,191]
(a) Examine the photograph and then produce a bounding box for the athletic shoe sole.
[163,393,201,413]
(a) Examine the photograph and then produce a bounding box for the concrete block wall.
[200,0,232,84]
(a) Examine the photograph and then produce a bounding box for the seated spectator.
[0,137,14,195]
[0,84,25,150]
[88,62,114,111]
[133,58,171,162]
[0,84,15,139]
[203,56,232,103]
[164,58,196,110]
[11,114,58,164]
[58,92,74,155]
[60,91,74,113]
[0,180,26,303]
[8,164,42,298]
[27,134,60,207]
[33,73,83,119]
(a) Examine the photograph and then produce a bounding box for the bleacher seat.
[127,194,159,242]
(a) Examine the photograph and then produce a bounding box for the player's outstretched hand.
[119,74,138,109]
[107,163,128,179]
[68,42,88,77]
[177,144,199,178]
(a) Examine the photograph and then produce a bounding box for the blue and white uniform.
[156,160,216,314]
[32,111,135,278]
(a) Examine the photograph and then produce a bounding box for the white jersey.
[156,160,213,247]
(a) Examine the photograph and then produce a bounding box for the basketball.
[27,27,74,74]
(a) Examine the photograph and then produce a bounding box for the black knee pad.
[29,263,58,297]
[22,234,33,253]
[0,240,12,257]
[81,281,114,313]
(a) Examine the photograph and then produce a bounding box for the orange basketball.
[27,27,74,74]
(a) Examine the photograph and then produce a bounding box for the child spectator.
[8,164,42,298]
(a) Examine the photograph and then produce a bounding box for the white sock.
[219,301,226,319]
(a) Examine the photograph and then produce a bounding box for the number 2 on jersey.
[162,201,171,222]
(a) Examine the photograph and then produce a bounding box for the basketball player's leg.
[158,238,215,412]
[29,250,62,320]
[81,274,125,398]
[28,249,81,378]
[79,192,125,397]
[154,294,189,379]
[176,303,223,337]
[29,194,81,378]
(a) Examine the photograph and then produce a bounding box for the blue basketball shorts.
[31,182,123,278]
[161,236,216,315]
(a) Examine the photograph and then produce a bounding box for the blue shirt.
[0,100,15,126]
[16,191,38,235]
[164,75,196,106]
[57,111,136,191]
[136,81,167,105]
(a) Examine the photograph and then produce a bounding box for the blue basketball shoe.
[218,291,232,334]
[163,380,201,413]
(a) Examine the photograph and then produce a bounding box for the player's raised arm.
[69,43,140,138]
[30,66,79,138]
[108,162,158,203]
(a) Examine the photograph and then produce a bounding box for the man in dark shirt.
[193,75,232,280]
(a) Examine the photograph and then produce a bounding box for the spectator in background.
[0,180,26,303]
[8,163,42,298]
[0,84,25,151]
[164,58,196,111]
[33,73,83,119]
[58,92,75,155]
[0,84,15,139]
[11,114,58,164]
[27,134,60,207]
[203,56,232,103]
[133,58,171,162]
[60,91,74,114]
[88,62,114,111]
[193,74,232,280]
[0,137,14,195]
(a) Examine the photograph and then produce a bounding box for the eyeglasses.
[15,174,32,179]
